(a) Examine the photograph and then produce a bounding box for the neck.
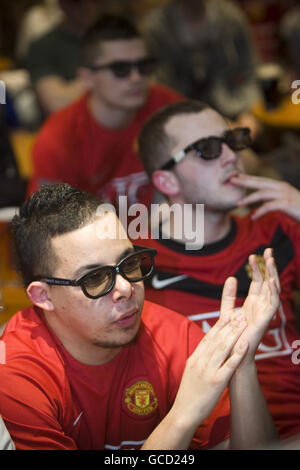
[202,210,232,245]
[160,200,232,247]
[88,95,135,129]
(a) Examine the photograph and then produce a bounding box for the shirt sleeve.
[0,361,78,450]
[27,116,79,196]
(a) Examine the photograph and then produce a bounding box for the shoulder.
[1,306,66,378]
[35,94,88,140]
[233,211,300,255]
[0,308,73,448]
[237,210,299,234]
[0,306,68,416]
[26,26,63,56]
[28,25,70,51]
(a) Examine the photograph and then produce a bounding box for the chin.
[207,197,240,212]
[93,330,139,349]
[123,91,148,109]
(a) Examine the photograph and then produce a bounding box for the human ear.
[152,170,181,196]
[26,282,54,312]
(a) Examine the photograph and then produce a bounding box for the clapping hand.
[222,247,280,362]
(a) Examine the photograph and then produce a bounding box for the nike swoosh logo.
[151,274,188,289]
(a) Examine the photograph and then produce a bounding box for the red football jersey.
[0,301,230,450]
[137,211,300,440]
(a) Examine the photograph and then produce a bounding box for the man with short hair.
[137,99,300,441]
[27,15,183,209]
[0,183,279,450]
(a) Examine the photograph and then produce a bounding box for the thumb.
[220,277,237,320]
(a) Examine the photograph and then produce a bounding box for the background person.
[25,0,102,115]
[141,0,261,121]
[137,99,300,441]
[27,15,183,209]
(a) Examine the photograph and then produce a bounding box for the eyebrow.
[73,246,135,279]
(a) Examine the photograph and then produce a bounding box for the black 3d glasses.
[160,127,251,170]
[34,246,157,299]
[87,57,157,79]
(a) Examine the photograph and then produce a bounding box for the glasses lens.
[121,252,153,281]
[83,267,113,297]
[225,128,251,151]
[137,59,156,76]
[110,62,132,78]
[194,137,222,160]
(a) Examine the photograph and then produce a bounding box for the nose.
[128,66,143,81]
[220,143,239,167]
[112,273,134,302]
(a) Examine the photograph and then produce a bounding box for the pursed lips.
[115,308,139,324]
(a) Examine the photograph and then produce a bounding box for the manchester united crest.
[124,380,158,416]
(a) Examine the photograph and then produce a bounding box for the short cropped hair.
[138,100,210,177]
[81,15,141,67]
[11,184,102,287]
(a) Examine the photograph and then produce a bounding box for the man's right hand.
[141,304,248,450]
[231,174,300,222]
[171,306,248,431]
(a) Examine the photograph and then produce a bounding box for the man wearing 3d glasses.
[137,100,300,442]
[27,15,183,209]
[0,183,280,449]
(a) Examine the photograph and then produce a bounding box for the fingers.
[230,174,279,191]
[230,175,284,212]
[264,249,280,291]
[260,249,280,302]
[209,313,247,369]
[237,190,279,208]
[193,310,247,369]
[251,200,285,220]
[246,248,280,295]
[247,253,264,296]
[219,276,237,318]
[220,338,248,381]
[207,316,248,385]
[231,176,300,222]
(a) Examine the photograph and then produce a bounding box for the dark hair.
[81,15,141,67]
[138,100,210,177]
[11,184,103,287]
